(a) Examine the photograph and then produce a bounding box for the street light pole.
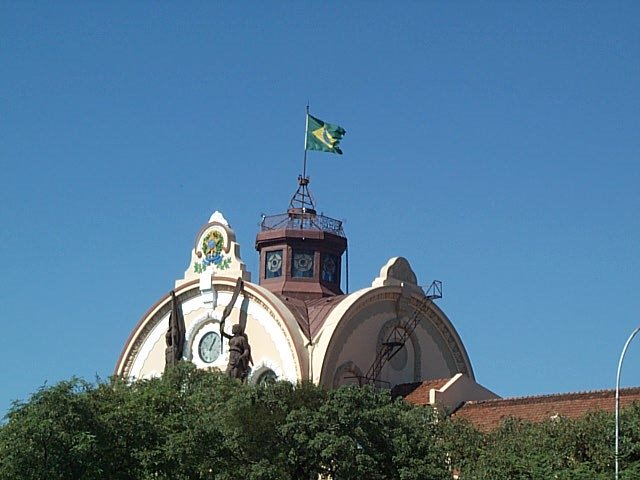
[615,326,640,480]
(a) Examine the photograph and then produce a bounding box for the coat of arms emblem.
[194,229,231,273]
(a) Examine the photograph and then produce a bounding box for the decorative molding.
[411,297,469,375]
[193,227,232,273]
[321,287,470,385]
[371,257,419,288]
[178,214,251,286]
[121,283,302,381]
[122,287,200,378]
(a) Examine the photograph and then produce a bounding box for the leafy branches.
[1,366,639,479]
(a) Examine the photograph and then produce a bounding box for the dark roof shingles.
[451,387,640,431]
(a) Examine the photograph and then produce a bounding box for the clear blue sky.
[2,1,639,416]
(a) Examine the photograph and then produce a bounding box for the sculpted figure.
[223,324,253,381]
[165,290,185,369]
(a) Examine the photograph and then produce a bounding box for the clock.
[292,250,314,278]
[198,331,221,363]
[265,250,283,278]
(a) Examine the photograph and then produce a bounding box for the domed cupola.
[255,175,347,300]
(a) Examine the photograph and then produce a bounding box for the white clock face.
[198,331,221,363]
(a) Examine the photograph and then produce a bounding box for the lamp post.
[615,326,640,480]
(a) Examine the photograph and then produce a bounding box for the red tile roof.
[391,378,452,405]
[276,295,310,338]
[275,294,346,340]
[306,295,346,338]
[452,387,640,431]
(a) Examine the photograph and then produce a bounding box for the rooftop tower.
[255,175,347,300]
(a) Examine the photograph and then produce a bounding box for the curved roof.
[312,284,475,386]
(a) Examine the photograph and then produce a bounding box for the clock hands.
[198,332,218,363]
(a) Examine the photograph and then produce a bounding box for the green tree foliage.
[0,364,449,480]
[449,406,640,479]
[0,379,99,479]
[281,386,449,480]
[2,365,639,479]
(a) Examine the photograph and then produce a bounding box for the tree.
[281,386,450,480]
[445,406,640,480]
[3,365,639,479]
[0,365,449,479]
[0,379,100,479]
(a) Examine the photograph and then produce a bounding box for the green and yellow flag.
[305,114,346,155]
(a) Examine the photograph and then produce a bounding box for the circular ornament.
[267,251,283,273]
[294,253,313,272]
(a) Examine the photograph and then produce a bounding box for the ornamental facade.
[116,182,498,407]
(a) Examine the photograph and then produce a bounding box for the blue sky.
[2,1,639,416]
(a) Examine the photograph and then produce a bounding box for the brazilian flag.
[306,114,346,155]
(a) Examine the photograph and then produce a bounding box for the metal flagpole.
[303,104,309,180]
[615,326,640,480]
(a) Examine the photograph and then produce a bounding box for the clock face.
[265,250,283,278]
[198,331,221,363]
[292,250,314,278]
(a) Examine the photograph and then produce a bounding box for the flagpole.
[303,104,309,180]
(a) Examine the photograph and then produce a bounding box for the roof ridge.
[395,377,452,388]
[462,386,640,407]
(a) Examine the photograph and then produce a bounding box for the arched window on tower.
[321,253,338,283]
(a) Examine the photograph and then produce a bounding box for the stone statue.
[217,278,252,380]
[165,290,186,369]
[222,324,253,381]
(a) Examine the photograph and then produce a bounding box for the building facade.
[116,183,497,405]
[116,181,633,428]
